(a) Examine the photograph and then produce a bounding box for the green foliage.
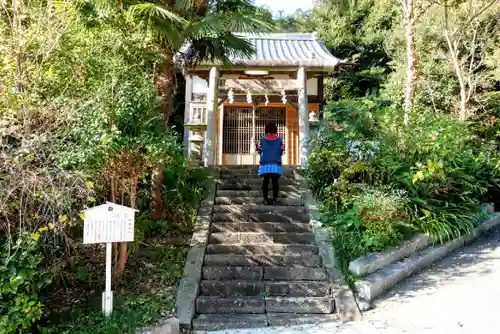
[162,164,207,228]
[135,163,207,238]
[284,0,500,128]
[1,1,208,332]
[31,3,177,172]
[305,0,399,99]
[39,245,187,334]
[308,99,500,270]
[322,185,408,254]
[128,0,274,66]
[0,232,52,333]
[256,7,312,32]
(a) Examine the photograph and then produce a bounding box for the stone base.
[355,213,500,303]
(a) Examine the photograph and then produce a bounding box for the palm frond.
[184,11,274,41]
[211,0,257,13]
[215,33,256,59]
[127,3,187,48]
[182,33,255,66]
[214,11,275,34]
[128,3,187,25]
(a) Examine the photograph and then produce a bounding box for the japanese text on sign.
[83,204,135,244]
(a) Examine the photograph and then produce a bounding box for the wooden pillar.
[251,105,256,165]
[297,67,309,168]
[318,76,324,120]
[218,105,224,165]
[203,67,219,167]
[183,75,193,156]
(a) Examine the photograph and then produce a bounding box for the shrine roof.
[180,32,342,72]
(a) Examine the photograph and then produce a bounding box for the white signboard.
[83,202,137,244]
[81,202,138,316]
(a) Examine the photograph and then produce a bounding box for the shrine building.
[182,32,342,167]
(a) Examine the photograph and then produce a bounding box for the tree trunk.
[440,0,498,121]
[151,47,176,220]
[193,0,209,16]
[111,175,119,267]
[456,65,468,121]
[151,164,165,220]
[403,1,415,125]
[156,51,176,124]
[118,176,138,277]
[443,31,467,121]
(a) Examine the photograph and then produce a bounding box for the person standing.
[256,122,284,205]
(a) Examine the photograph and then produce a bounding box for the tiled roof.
[229,33,340,69]
[181,33,341,70]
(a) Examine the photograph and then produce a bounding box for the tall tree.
[440,0,498,120]
[129,0,273,219]
[399,0,435,124]
[306,0,397,100]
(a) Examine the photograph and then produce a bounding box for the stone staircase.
[191,167,338,331]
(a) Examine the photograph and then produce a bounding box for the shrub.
[1,2,208,331]
[308,98,500,267]
[163,163,207,230]
[323,186,409,254]
[135,163,207,239]
[0,232,52,333]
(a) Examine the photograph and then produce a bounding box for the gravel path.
[199,226,500,334]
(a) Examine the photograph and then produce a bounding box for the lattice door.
[222,107,288,165]
[255,107,287,143]
[222,107,253,154]
[255,107,287,165]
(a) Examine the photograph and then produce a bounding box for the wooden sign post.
[82,202,138,316]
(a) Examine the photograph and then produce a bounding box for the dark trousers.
[262,173,280,201]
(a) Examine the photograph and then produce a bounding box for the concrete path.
[197,226,500,334]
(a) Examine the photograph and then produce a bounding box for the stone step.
[200,280,264,297]
[213,204,307,214]
[209,232,314,244]
[219,168,254,175]
[199,280,331,297]
[204,254,323,267]
[265,297,334,314]
[203,266,264,280]
[263,267,328,281]
[215,197,302,206]
[192,313,340,331]
[219,167,295,175]
[219,173,295,180]
[196,296,265,314]
[196,296,334,314]
[202,266,328,281]
[218,184,300,191]
[216,190,301,199]
[266,313,339,327]
[218,178,297,186]
[211,222,311,233]
[206,244,318,255]
[264,281,331,297]
[192,314,268,331]
[213,212,310,224]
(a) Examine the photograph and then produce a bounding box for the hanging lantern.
[265,94,269,105]
[228,88,234,104]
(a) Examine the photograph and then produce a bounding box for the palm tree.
[128,0,274,219]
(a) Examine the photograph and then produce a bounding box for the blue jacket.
[257,135,284,166]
